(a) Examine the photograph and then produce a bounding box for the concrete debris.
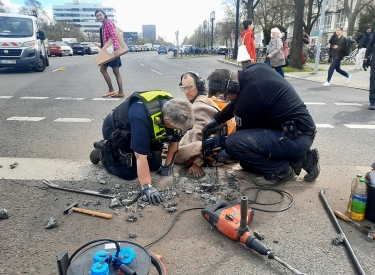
[185,190,193,194]
[127,214,137,222]
[209,196,220,204]
[92,200,101,206]
[0,165,3,168]
[129,232,137,238]
[137,203,146,209]
[201,183,213,192]
[114,184,120,189]
[121,199,133,206]
[165,207,177,213]
[0,209,9,219]
[201,194,210,200]
[114,209,120,216]
[9,162,18,169]
[99,187,111,194]
[45,217,59,229]
[110,198,121,208]
[83,200,90,206]
[164,202,177,208]
[99,180,107,185]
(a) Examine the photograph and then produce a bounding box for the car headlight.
[21,40,36,47]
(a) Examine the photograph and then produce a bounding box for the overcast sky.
[3,0,226,43]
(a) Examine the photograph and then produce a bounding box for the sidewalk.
[219,59,370,90]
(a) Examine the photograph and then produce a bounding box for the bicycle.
[342,47,358,64]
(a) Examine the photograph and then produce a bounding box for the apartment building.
[53,0,117,36]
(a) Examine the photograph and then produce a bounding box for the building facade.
[142,25,156,40]
[53,0,117,36]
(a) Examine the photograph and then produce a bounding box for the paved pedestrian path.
[220,59,370,90]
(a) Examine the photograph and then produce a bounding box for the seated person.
[174,71,221,178]
[90,90,194,204]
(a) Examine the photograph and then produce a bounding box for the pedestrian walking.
[363,28,375,110]
[240,19,256,70]
[328,33,337,63]
[95,9,124,98]
[355,26,372,70]
[265,27,285,77]
[322,27,351,86]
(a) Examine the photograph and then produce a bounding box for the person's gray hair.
[271,27,281,36]
[162,98,194,130]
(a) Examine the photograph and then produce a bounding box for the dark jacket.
[214,63,316,133]
[356,32,372,49]
[331,35,347,60]
[365,29,375,64]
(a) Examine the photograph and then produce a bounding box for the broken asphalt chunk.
[45,217,59,229]
[129,232,137,238]
[9,162,18,169]
[127,214,137,222]
[0,209,9,219]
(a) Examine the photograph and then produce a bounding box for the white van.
[0,10,49,72]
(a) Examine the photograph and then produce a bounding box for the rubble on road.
[0,209,9,219]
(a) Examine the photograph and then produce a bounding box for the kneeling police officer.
[204,64,320,185]
[90,90,194,204]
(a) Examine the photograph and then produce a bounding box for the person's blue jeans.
[273,66,284,77]
[225,128,313,179]
[327,57,348,82]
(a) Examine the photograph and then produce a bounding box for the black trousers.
[370,60,375,105]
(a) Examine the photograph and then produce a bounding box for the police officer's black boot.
[90,149,102,165]
[301,149,320,182]
[253,166,294,186]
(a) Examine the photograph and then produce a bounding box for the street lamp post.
[210,11,215,54]
[64,27,70,38]
[203,20,207,49]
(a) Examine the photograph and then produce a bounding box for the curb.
[218,58,369,91]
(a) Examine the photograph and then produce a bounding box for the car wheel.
[32,55,46,72]
[59,54,63,57]
[45,54,49,67]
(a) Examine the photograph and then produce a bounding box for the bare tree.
[303,0,323,34]
[19,0,50,23]
[289,0,305,69]
[339,0,374,36]
[241,0,261,20]
[0,1,5,13]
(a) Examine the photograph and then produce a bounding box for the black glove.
[156,165,172,176]
[202,119,218,134]
[142,184,163,204]
[363,59,370,71]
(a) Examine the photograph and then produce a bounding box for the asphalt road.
[1,52,375,275]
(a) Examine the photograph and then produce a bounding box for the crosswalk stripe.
[344,124,375,129]
[305,102,326,105]
[6,117,45,121]
[55,97,84,100]
[316,124,335,128]
[54,118,93,122]
[0,96,13,99]
[335,103,363,106]
[92,98,121,101]
[20,97,49,99]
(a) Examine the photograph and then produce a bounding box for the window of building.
[324,13,332,29]
[336,12,346,27]
[312,18,320,31]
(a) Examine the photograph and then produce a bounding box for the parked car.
[217,46,228,55]
[81,42,100,55]
[47,42,63,57]
[64,42,85,56]
[56,41,73,56]
[157,46,168,54]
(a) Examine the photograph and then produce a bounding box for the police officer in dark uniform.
[204,63,320,186]
[90,90,194,204]
[363,28,375,110]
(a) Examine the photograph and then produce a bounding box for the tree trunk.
[290,0,305,69]
[243,0,261,20]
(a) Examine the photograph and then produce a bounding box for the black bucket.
[365,180,375,223]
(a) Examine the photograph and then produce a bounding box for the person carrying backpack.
[322,27,352,87]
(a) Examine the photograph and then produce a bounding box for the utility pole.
[233,0,240,60]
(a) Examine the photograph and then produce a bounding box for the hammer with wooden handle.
[63,202,112,219]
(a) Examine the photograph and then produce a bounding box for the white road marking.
[305,102,326,105]
[92,98,121,101]
[0,96,13,99]
[7,117,45,121]
[20,97,48,99]
[55,97,84,100]
[344,124,375,129]
[316,124,335,128]
[54,118,93,123]
[334,103,363,106]
[72,62,82,65]
[150,69,162,74]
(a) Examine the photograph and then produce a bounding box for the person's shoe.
[346,75,352,84]
[301,149,320,182]
[291,165,302,176]
[368,104,375,110]
[90,149,101,164]
[322,82,330,86]
[253,167,294,186]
